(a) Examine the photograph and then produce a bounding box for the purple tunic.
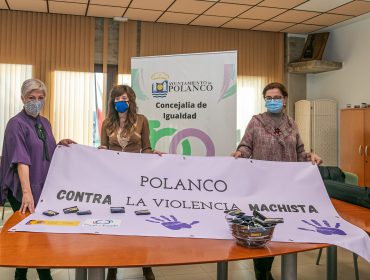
[0,110,57,206]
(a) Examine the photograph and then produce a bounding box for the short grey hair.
[21,79,47,98]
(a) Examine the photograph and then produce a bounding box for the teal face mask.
[265,99,283,113]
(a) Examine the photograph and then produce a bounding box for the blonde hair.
[21,79,47,98]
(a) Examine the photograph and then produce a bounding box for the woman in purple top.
[232,82,322,280]
[0,79,75,280]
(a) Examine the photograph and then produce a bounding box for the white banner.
[11,145,370,263]
[131,51,237,156]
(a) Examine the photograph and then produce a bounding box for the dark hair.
[262,82,288,97]
[105,85,138,137]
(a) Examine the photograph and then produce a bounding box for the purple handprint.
[298,219,346,235]
[146,215,199,230]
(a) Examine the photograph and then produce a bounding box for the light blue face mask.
[265,99,283,113]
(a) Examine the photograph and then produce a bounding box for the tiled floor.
[1,206,369,280]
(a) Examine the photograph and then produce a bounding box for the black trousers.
[7,192,53,280]
[253,257,274,280]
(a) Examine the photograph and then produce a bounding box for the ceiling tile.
[295,0,352,12]
[283,23,325,33]
[125,8,163,21]
[49,2,87,16]
[87,4,126,18]
[273,10,320,23]
[204,3,251,17]
[239,6,286,20]
[190,15,232,27]
[157,12,198,24]
[329,1,370,16]
[258,0,307,9]
[168,0,213,14]
[252,21,295,32]
[51,0,88,3]
[8,0,47,12]
[304,13,352,25]
[130,0,173,11]
[220,0,261,4]
[0,0,8,9]
[90,0,130,6]
[222,18,263,29]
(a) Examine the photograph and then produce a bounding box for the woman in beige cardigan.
[100,85,157,280]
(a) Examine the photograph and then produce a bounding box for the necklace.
[117,128,129,151]
[267,112,284,136]
[273,127,282,136]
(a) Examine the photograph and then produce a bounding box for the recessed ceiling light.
[296,0,352,12]
[113,16,128,22]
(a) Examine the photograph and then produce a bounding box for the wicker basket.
[226,215,275,248]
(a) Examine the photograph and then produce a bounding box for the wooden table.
[0,199,369,280]
[326,199,370,280]
[331,199,370,231]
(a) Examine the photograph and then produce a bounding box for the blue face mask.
[265,99,283,113]
[115,101,129,113]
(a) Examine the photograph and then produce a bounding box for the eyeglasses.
[265,96,283,101]
[35,123,50,161]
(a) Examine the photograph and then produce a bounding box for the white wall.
[307,16,370,109]
[307,16,370,166]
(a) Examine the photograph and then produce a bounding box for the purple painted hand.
[298,219,346,235]
[146,215,199,230]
